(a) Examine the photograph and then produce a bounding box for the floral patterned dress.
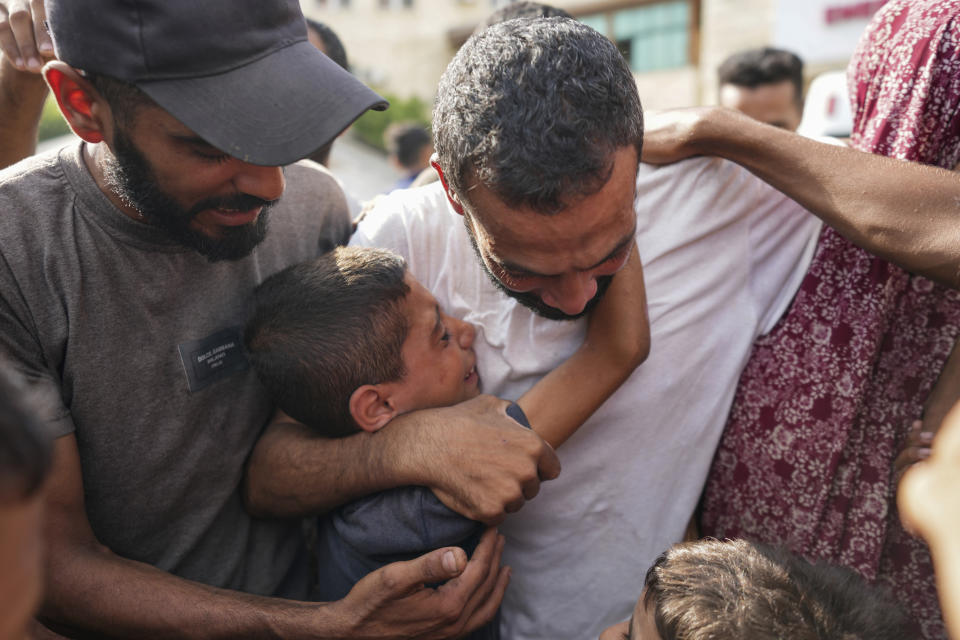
[700,2,960,638]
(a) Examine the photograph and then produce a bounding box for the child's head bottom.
[602,538,911,640]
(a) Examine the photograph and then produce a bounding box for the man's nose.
[540,272,598,316]
[233,163,285,203]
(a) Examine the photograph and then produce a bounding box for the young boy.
[599,538,911,640]
[244,245,648,638]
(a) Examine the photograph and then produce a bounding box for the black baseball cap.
[47,0,388,166]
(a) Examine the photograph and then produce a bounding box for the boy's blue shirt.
[312,403,530,639]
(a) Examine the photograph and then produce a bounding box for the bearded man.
[0,0,558,636]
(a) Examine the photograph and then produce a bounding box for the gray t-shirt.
[0,143,350,596]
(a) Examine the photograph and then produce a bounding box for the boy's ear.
[349,384,399,433]
[431,158,465,216]
[43,62,112,144]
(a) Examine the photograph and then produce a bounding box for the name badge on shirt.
[177,327,249,392]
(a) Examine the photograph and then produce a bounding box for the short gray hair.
[433,17,643,214]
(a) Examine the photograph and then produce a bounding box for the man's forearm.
[244,415,421,518]
[654,107,960,288]
[245,398,559,523]
[42,541,347,639]
[0,56,49,169]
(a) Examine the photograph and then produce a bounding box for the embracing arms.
[40,434,507,639]
[244,395,561,524]
[244,248,648,521]
[516,243,649,448]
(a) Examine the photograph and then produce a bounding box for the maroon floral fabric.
[700,2,960,638]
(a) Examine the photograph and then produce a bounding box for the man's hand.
[0,0,53,72]
[899,400,960,639]
[335,528,509,640]
[893,419,934,482]
[244,399,560,522]
[410,395,561,525]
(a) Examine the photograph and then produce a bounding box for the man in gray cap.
[0,0,557,636]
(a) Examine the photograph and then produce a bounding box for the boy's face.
[390,273,481,412]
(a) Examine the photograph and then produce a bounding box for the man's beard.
[464,217,612,321]
[102,127,273,262]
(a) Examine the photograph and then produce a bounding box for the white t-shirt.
[351,157,822,640]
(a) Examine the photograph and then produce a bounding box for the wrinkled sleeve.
[333,487,481,557]
[0,248,74,438]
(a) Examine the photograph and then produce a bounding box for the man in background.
[717,47,804,130]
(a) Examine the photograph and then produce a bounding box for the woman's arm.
[642,107,960,288]
[517,244,650,448]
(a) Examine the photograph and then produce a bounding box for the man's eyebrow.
[169,133,220,150]
[498,223,636,277]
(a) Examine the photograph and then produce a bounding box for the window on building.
[379,0,414,7]
[580,0,696,73]
[315,0,350,8]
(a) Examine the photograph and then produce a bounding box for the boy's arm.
[642,106,960,288]
[517,244,650,448]
[244,395,560,525]
[332,487,482,557]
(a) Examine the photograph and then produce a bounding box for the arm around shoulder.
[643,106,960,288]
[245,399,560,525]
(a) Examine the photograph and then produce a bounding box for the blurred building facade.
[302,0,885,111]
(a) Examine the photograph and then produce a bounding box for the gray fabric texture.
[312,404,529,639]
[0,143,350,596]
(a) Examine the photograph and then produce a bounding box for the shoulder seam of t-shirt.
[57,144,193,254]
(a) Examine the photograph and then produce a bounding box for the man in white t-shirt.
[349,17,821,640]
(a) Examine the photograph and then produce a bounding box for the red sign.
[824,0,887,25]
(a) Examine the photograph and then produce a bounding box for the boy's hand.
[335,528,509,639]
[413,395,560,525]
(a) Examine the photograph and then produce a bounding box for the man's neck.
[82,141,146,223]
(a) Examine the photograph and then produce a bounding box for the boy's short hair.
[244,247,410,437]
[0,365,52,502]
[644,539,910,640]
